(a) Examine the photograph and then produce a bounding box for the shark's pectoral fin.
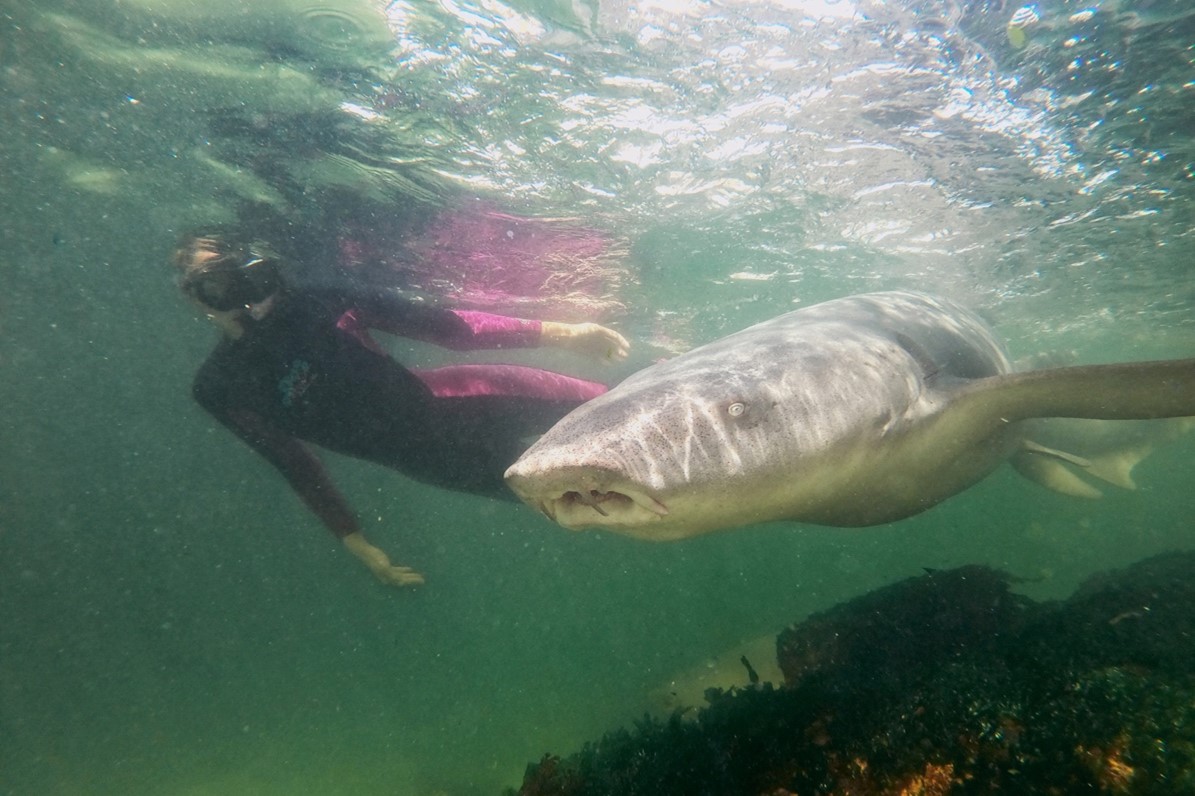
[1011,442,1103,499]
[1020,439,1092,468]
[1083,449,1147,491]
[1010,440,1155,496]
[1084,416,1195,489]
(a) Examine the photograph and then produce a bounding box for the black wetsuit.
[192,287,605,536]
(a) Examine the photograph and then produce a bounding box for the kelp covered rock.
[514,552,1195,795]
[775,564,1030,692]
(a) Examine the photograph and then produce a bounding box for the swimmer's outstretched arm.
[350,295,630,362]
[342,532,425,588]
[205,405,426,588]
[540,321,630,361]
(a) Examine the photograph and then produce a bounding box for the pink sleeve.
[346,300,544,351]
[443,310,542,350]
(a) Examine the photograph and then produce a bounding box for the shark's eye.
[727,401,746,417]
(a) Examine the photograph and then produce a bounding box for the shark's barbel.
[504,292,1195,540]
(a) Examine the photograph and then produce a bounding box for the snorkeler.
[175,231,629,587]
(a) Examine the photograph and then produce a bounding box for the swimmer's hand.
[342,531,425,588]
[540,321,630,362]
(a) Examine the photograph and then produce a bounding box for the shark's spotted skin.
[505,292,1195,541]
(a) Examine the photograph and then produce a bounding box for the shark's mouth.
[534,485,670,530]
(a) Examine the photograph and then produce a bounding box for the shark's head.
[504,350,812,540]
[504,457,681,539]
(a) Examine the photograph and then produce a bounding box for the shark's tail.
[955,361,1195,497]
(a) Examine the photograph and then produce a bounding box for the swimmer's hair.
[172,228,280,284]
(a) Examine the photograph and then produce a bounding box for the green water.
[2,0,1194,793]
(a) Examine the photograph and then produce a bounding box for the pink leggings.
[411,363,606,403]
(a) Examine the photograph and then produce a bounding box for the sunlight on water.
[367,0,1195,340]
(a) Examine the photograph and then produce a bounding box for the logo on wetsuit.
[279,358,314,408]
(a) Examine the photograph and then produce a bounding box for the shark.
[505,292,1194,540]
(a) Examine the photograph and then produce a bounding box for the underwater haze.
[2,0,1194,793]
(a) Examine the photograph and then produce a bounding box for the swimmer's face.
[177,236,280,317]
[183,257,279,312]
[195,295,277,339]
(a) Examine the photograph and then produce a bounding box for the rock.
[514,552,1195,796]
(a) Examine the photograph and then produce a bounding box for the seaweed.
[513,552,1195,795]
